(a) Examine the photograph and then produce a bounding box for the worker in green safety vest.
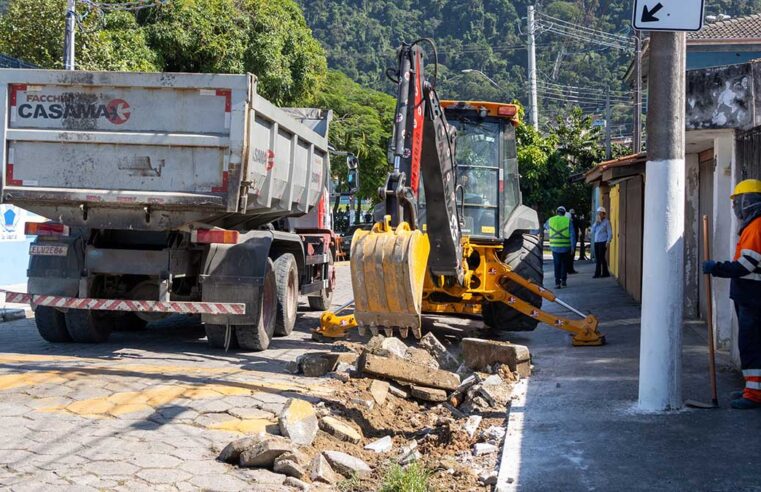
[544,206,576,289]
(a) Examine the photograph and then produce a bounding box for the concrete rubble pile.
[218,333,531,490]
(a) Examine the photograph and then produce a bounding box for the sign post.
[633,1,704,412]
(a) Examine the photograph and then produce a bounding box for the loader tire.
[307,251,334,311]
[235,258,277,351]
[205,324,239,349]
[65,309,113,343]
[483,232,544,332]
[35,307,72,343]
[273,253,298,337]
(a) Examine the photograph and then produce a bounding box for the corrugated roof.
[585,152,647,184]
[688,14,761,41]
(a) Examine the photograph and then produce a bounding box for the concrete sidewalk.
[500,260,761,491]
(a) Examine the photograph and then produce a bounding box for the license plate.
[30,244,68,256]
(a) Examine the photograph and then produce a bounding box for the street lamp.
[461,69,503,92]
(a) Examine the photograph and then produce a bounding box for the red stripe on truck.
[9,84,26,107]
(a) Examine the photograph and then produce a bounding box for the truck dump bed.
[0,69,330,230]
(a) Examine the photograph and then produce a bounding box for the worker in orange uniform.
[703,179,761,410]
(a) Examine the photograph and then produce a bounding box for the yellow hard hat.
[731,179,761,199]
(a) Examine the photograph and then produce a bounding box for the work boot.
[555,283,562,289]
[561,280,567,288]
[730,397,761,410]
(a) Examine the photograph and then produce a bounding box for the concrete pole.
[527,5,539,130]
[633,32,643,153]
[63,0,76,70]
[638,32,686,412]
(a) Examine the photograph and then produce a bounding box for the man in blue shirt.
[545,206,576,289]
[591,206,613,278]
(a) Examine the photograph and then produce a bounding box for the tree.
[0,0,327,105]
[0,0,159,71]
[314,70,395,203]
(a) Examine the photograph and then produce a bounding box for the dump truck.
[0,69,341,351]
[319,40,604,346]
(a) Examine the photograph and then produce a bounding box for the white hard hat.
[557,206,567,213]
[597,206,607,214]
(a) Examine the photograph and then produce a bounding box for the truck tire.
[273,253,298,336]
[205,324,239,349]
[483,232,544,332]
[308,251,334,311]
[235,258,277,351]
[35,307,73,343]
[64,309,113,343]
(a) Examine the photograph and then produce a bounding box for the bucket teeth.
[398,328,409,339]
[383,328,394,337]
[370,326,379,336]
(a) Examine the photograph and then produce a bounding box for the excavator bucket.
[350,217,430,338]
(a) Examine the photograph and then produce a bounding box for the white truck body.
[0,69,330,230]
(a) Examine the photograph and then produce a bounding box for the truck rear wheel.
[231,258,277,352]
[205,324,239,349]
[273,253,298,336]
[65,309,113,343]
[35,307,73,343]
[307,251,334,311]
[483,232,544,332]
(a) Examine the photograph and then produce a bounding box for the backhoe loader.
[318,39,604,346]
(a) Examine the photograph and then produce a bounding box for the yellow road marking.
[210,418,274,434]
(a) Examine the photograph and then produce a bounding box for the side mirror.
[346,154,358,170]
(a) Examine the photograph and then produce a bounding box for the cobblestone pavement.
[0,264,355,491]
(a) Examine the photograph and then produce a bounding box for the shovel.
[686,215,720,410]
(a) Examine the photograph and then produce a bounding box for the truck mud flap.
[200,231,273,325]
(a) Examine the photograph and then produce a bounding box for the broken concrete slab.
[410,385,448,403]
[477,382,512,408]
[397,440,419,465]
[483,425,506,441]
[479,470,498,485]
[323,451,372,477]
[464,415,482,438]
[461,338,530,376]
[283,476,310,491]
[388,384,409,399]
[364,436,393,453]
[319,416,362,444]
[239,438,293,468]
[359,353,460,391]
[300,352,359,377]
[351,397,374,410]
[369,380,390,405]
[473,442,498,456]
[273,452,307,480]
[419,332,460,371]
[278,399,318,446]
[218,435,260,464]
[310,454,340,485]
[404,347,439,370]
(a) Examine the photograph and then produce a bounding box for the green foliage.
[315,70,395,202]
[0,0,326,105]
[379,463,431,492]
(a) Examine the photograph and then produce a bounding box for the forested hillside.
[299,0,761,134]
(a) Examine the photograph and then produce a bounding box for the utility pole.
[63,0,76,70]
[633,31,643,153]
[605,88,612,160]
[527,5,539,130]
[638,32,686,412]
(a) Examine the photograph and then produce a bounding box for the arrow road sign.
[632,0,705,32]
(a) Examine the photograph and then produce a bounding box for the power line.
[537,86,632,103]
[538,79,635,97]
[536,11,633,44]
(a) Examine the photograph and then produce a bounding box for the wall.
[609,185,619,278]
[686,62,755,131]
[712,134,736,351]
[687,50,761,72]
[684,153,700,319]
